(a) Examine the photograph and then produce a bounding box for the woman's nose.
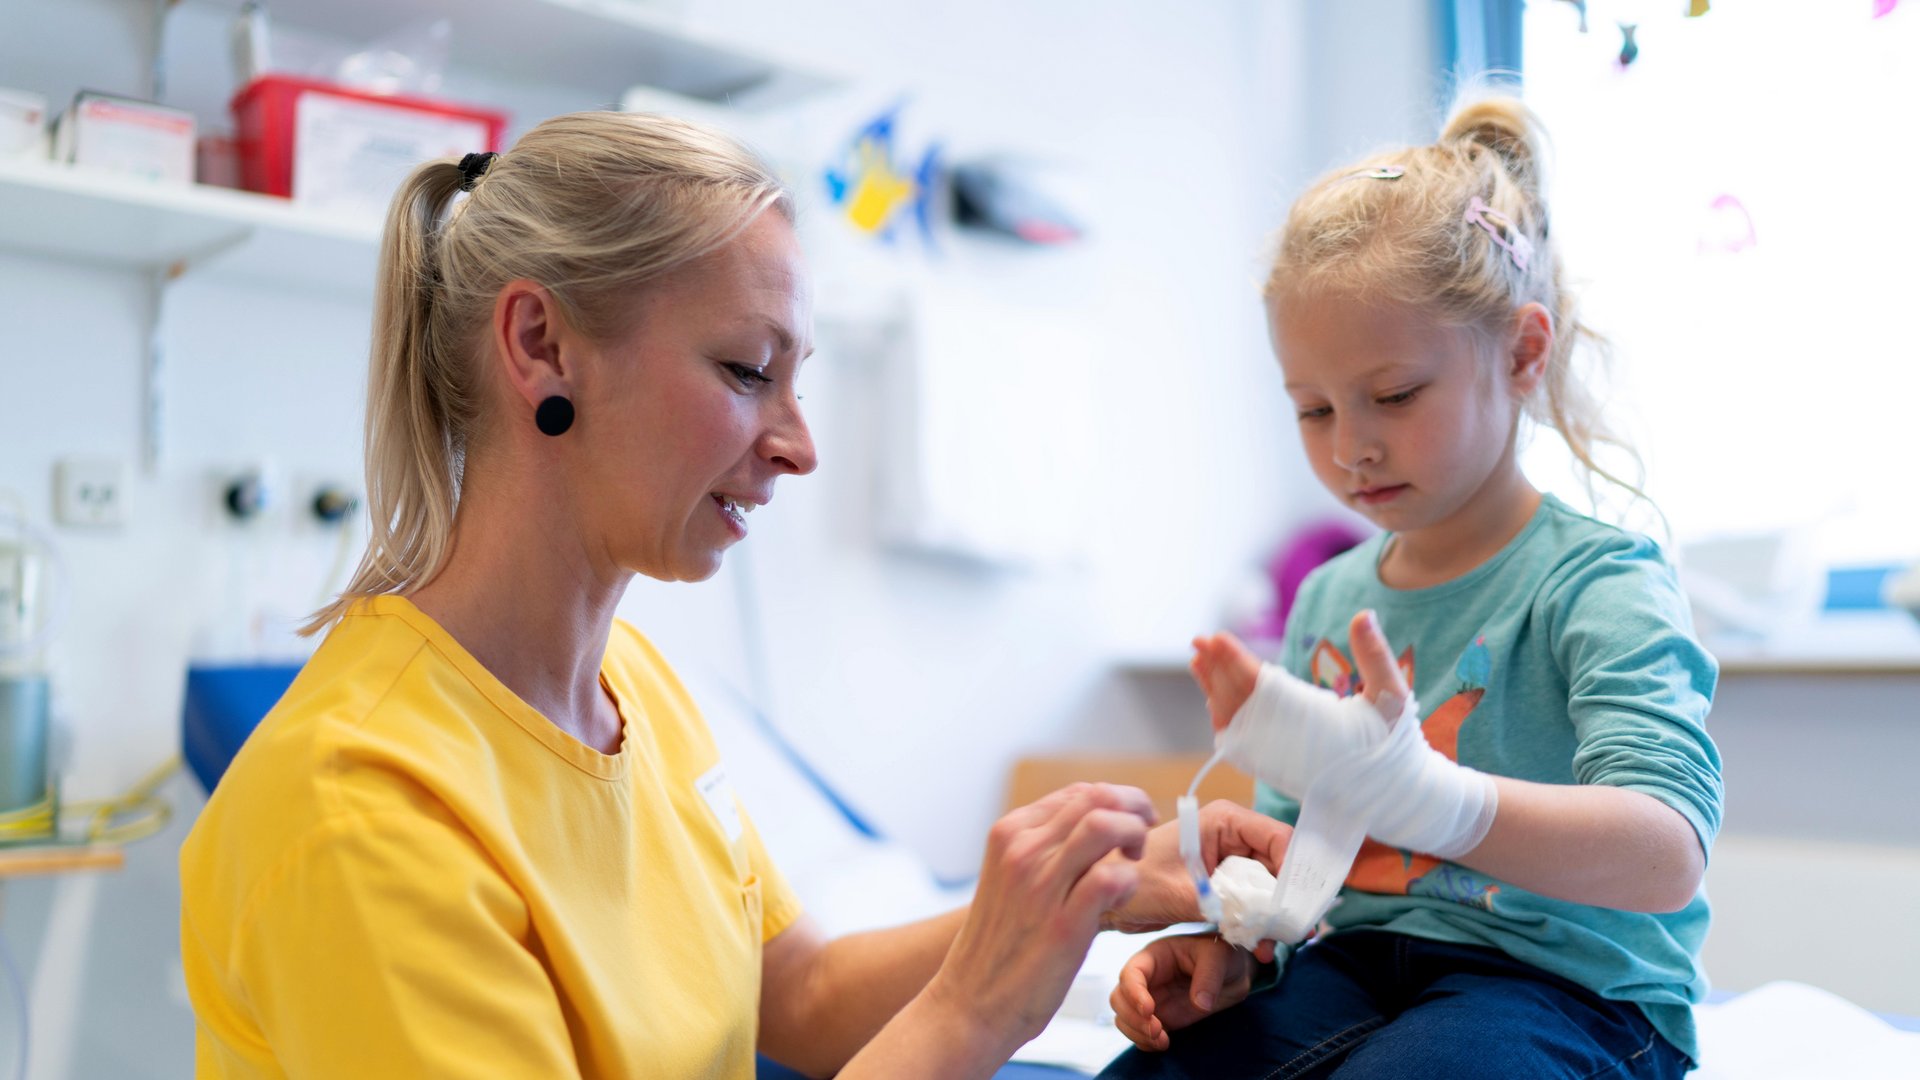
[766,406,817,476]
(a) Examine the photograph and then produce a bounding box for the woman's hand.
[1110,933,1253,1052]
[919,782,1158,1058]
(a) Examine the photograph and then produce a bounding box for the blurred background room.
[0,1,1915,1076]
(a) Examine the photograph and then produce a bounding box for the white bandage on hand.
[1216,663,1496,859]
[1310,695,1498,859]
[1202,663,1499,948]
[1215,664,1386,801]
[1210,855,1294,949]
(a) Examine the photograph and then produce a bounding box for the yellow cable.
[1,756,181,847]
[66,756,180,846]
[0,793,55,841]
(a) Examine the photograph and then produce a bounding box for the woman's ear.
[492,279,570,411]
[1507,302,1553,398]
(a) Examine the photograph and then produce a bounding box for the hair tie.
[458,152,498,192]
[1464,195,1533,271]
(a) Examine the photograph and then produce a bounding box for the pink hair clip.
[1464,196,1534,271]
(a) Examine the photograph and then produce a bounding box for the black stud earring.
[535,395,574,437]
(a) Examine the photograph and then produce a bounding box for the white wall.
[0,1,1326,1076]
[10,3,1906,1077]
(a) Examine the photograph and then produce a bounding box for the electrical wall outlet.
[54,457,130,528]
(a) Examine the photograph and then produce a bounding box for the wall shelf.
[1114,611,1920,678]
[0,156,379,295]
[222,0,842,109]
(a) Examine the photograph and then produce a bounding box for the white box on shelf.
[0,89,47,160]
[290,93,489,217]
[51,92,195,184]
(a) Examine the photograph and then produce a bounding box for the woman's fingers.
[1347,609,1409,721]
[1201,800,1292,871]
[933,782,1159,1045]
[994,782,1155,865]
[1064,850,1141,929]
[1057,805,1153,878]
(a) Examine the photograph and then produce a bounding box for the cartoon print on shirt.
[1309,634,1502,910]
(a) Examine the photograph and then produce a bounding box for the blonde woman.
[179,113,1291,1078]
[1103,97,1722,1078]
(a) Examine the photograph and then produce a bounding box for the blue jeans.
[758,1055,1084,1079]
[1097,930,1691,1080]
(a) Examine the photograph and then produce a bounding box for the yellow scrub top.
[180,596,802,1078]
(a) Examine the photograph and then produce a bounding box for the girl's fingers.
[1112,953,1170,1051]
[1348,609,1409,720]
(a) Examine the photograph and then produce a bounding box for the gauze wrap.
[1199,663,1498,950]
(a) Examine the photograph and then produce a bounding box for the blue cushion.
[180,662,302,792]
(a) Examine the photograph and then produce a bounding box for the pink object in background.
[1875,0,1899,18]
[1238,520,1370,649]
[1700,193,1758,255]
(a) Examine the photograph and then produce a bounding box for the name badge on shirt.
[695,763,744,843]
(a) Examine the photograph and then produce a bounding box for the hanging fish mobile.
[1616,22,1640,67]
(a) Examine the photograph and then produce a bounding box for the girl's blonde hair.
[1265,95,1645,516]
[304,111,791,634]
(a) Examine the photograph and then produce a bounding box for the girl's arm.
[1463,777,1704,912]
[1345,610,1705,913]
[1193,612,1707,917]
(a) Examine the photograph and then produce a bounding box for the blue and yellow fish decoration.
[1617,22,1640,67]
[824,105,940,246]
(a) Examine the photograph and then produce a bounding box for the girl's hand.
[1346,609,1410,720]
[1190,631,1263,734]
[1110,933,1253,1052]
[1193,611,1409,736]
[923,783,1157,1054]
[1102,801,1290,962]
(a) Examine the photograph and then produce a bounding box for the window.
[1519,3,1917,580]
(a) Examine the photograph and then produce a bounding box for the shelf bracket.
[139,228,253,474]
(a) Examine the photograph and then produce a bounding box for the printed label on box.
[65,97,194,183]
[294,94,490,216]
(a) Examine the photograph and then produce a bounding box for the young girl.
[1101,97,1722,1078]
